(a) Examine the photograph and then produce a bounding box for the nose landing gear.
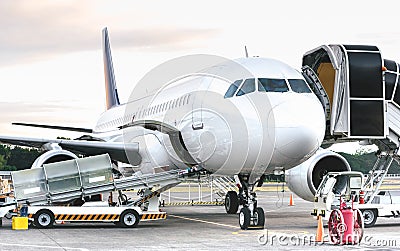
[225,175,265,230]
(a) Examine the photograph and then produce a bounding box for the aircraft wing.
[0,135,141,165]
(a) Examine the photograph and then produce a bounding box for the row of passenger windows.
[224,78,311,98]
[96,94,191,130]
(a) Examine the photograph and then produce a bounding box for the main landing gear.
[224,175,265,230]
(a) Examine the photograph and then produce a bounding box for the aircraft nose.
[271,95,325,166]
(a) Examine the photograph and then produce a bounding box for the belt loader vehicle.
[2,154,182,228]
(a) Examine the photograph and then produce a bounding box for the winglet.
[102,27,120,110]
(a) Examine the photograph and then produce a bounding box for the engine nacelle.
[31,149,78,169]
[285,148,350,202]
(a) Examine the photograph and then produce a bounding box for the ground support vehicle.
[8,154,183,228]
[313,167,400,228]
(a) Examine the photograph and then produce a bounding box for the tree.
[7,146,41,170]
[0,154,17,171]
[0,155,6,168]
[338,152,400,174]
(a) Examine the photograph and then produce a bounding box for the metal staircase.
[206,176,238,200]
[302,44,400,202]
[362,153,394,203]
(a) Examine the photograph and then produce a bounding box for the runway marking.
[0,243,89,250]
[169,214,240,229]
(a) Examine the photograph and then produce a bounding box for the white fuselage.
[90,58,326,179]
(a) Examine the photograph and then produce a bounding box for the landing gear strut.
[236,175,265,230]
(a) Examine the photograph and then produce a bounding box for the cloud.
[0,101,91,124]
[0,1,219,66]
[0,101,98,137]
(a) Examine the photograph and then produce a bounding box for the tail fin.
[102,27,120,110]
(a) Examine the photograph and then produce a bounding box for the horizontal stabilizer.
[13,122,92,133]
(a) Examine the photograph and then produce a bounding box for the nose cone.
[270,94,325,167]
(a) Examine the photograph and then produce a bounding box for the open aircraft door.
[302,45,386,139]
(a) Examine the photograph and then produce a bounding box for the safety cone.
[288,193,295,206]
[316,216,324,242]
[60,221,65,225]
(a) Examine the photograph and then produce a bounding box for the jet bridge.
[11,154,183,206]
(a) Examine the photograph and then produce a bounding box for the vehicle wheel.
[253,207,265,228]
[34,209,54,229]
[328,209,344,244]
[0,217,2,227]
[119,209,140,228]
[353,209,364,244]
[239,207,251,230]
[361,209,377,228]
[225,191,239,214]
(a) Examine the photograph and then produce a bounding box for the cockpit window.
[288,79,312,93]
[258,78,289,92]
[224,79,242,98]
[236,78,256,96]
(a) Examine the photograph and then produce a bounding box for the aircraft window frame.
[258,78,289,93]
[287,79,312,93]
[236,78,256,96]
[224,79,243,98]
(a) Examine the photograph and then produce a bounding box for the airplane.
[0,28,354,230]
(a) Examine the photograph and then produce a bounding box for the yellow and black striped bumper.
[163,201,224,206]
[29,213,120,221]
[29,212,167,222]
[141,213,167,221]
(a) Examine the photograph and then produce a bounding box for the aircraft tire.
[239,207,251,230]
[225,191,239,214]
[254,207,265,228]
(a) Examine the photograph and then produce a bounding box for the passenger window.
[224,79,243,98]
[258,78,289,92]
[236,79,255,96]
[288,79,312,93]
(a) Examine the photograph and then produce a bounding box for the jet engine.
[31,149,78,169]
[285,148,350,202]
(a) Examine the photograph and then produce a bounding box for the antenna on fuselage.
[244,46,249,58]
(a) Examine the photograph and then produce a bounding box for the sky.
[0,0,399,153]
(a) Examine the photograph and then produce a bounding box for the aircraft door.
[191,76,214,130]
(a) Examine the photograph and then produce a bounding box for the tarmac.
[1,188,400,250]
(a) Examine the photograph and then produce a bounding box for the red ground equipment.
[328,197,364,245]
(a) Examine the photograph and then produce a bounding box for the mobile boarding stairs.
[303,44,400,203]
